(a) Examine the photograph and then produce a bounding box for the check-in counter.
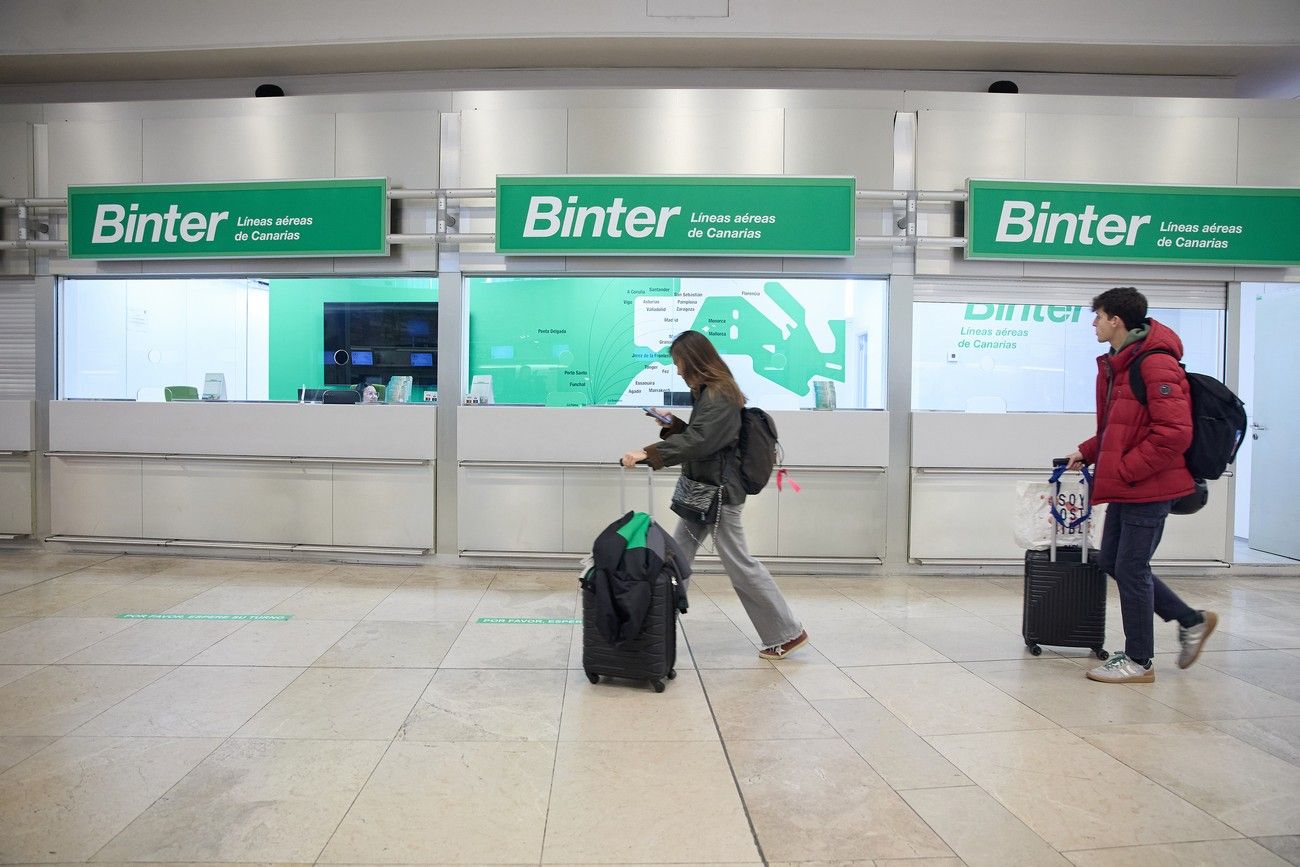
[0,399,35,538]
[458,407,889,562]
[48,401,436,554]
[910,412,1231,564]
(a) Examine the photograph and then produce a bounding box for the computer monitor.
[322,389,361,404]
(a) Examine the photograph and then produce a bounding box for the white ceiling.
[1,0,1297,98]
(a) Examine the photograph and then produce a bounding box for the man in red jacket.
[1066,287,1217,684]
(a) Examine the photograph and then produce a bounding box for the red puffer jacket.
[1078,318,1196,505]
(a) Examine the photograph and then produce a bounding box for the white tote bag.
[1013,465,1103,550]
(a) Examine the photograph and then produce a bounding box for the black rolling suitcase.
[580,465,689,693]
[1022,461,1109,661]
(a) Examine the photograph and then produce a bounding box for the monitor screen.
[350,350,374,366]
[410,352,434,367]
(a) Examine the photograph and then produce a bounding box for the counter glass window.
[911,300,1225,413]
[59,277,438,402]
[466,276,888,409]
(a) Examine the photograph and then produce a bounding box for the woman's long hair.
[669,331,746,406]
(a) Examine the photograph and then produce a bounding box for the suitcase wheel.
[585,670,600,684]
[1026,643,1043,656]
[1093,648,1109,660]
[667,669,677,680]
[651,679,666,693]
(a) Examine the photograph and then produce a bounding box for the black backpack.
[1129,349,1247,481]
[734,407,781,495]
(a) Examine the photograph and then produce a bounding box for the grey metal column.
[31,123,54,543]
[435,112,463,560]
[884,112,918,569]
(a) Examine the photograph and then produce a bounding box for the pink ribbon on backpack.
[776,468,800,493]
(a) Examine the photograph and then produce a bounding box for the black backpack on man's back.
[734,407,782,495]
[1129,349,1247,481]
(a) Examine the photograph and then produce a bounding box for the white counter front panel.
[51,456,145,538]
[0,455,33,535]
[50,401,437,460]
[913,412,1095,469]
[910,470,1230,562]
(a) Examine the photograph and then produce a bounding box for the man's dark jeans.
[1096,499,1197,662]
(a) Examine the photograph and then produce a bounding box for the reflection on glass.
[911,301,1225,413]
[466,276,888,409]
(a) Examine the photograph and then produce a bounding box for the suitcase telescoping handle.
[1048,458,1092,564]
[617,461,655,517]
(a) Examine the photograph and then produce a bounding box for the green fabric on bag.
[617,511,651,550]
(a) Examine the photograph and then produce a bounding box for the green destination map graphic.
[468,277,847,406]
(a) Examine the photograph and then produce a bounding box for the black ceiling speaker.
[988,80,1020,94]
[255,84,285,98]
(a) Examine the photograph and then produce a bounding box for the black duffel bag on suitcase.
[580,464,689,693]
[1022,461,1109,661]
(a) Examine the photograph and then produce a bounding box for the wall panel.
[143,114,336,183]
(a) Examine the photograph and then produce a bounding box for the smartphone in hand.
[642,406,673,424]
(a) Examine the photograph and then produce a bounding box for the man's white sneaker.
[1086,652,1155,684]
[1177,610,1218,669]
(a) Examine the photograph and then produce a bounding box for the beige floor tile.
[187,619,356,667]
[840,583,971,620]
[470,587,579,619]
[1218,610,1300,649]
[1199,651,1300,701]
[319,740,553,864]
[872,860,966,867]
[0,617,138,663]
[265,586,391,620]
[60,619,246,665]
[48,584,205,618]
[899,616,1038,661]
[0,735,222,863]
[776,660,869,701]
[0,579,117,618]
[400,668,566,742]
[312,620,463,668]
[1074,722,1300,836]
[1211,717,1300,767]
[754,589,877,623]
[0,663,41,687]
[559,668,718,741]
[802,620,949,667]
[928,728,1238,850]
[543,739,759,864]
[1131,653,1300,720]
[962,658,1192,727]
[489,569,578,591]
[1253,836,1300,865]
[699,668,838,740]
[846,663,1056,736]
[728,738,952,862]
[0,616,36,634]
[95,738,387,863]
[365,585,487,622]
[0,665,170,736]
[813,697,971,790]
[72,554,178,579]
[238,668,432,740]
[439,621,573,669]
[925,586,1026,618]
[902,785,1071,866]
[164,583,305,616]
[73,666,303,737]
[322,563,416,587]
[679,618,769,668]
[0,735,56,772]
[1063,838,1292,866]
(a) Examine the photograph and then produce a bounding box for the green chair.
[164,385,199,401]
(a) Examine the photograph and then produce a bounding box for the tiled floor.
[0,551,1298,866]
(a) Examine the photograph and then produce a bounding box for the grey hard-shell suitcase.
[580,465,686,693]
[1022,462,1109,661]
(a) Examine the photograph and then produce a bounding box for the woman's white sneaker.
[1086,652,1155,683]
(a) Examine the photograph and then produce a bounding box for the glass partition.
[60,277,438,402]
[466,275,888,409]
[912,301,1225,413]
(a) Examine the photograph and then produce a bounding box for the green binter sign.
[496,176,856,257]
[67,178,389,259]
[966,179,1300,266]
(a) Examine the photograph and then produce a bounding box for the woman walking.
[621,331,808,660]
